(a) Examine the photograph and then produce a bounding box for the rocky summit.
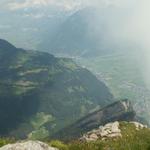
[80,121,122,141]
[0,141,58,150]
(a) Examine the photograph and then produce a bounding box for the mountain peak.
[0,39,114,139]
[0,39,16,50]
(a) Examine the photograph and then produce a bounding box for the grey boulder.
[0,141,58,150]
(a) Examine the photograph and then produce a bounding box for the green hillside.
[0,122,150,150]
[49,122,150,150]
[0,39,114,140]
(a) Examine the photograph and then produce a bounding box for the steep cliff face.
[73,99,135,130]
[53,99,135,140]
[0,39,114,139]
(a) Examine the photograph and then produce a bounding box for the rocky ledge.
[53,99,136,140]
[80,121,147,142]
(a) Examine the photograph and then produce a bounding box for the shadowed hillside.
[0,39,114,139]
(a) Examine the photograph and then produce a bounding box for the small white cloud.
[8,0,53,10]
[23,13,45,19]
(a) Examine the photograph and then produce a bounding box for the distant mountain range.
[38,8,115,57]
[38,7,133,57]
[0,39,114,139]
[0,6,131,56]
[1,5,150,134]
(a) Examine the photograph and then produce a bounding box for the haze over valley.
[0,0,150,150]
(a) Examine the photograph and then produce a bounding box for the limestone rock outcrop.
[0,141,58,150]
[80,121,122,141]
[80,121,147,142]
[130,122,147,130]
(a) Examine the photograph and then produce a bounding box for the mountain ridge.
[52,99,136,141]
[0,39,114,139]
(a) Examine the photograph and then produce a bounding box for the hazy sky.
[0,0,149,50]
[0,0,136,11]
[1,0,150,88]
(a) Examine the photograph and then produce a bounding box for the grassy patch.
[47,122,150,150]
